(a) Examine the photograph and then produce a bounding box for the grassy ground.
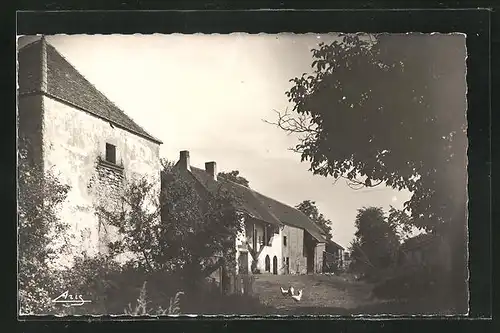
[251,273,457,316]
[252,273,375,315]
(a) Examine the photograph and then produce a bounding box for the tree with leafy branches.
[97,160,244,288]
[267,33,467,308]
[17,138,72,314]
[295,200,333,241]
[387,205,416,242]
[349,207,400,273]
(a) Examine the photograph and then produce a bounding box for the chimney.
[205,161,217,181]
[179,150,190,171]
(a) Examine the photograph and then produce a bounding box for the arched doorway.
[265,255,270,272]
[272,256,278,275]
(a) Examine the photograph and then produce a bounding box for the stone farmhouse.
[17,37,162,262]
[173,151,328,276]
[17,37,333,277]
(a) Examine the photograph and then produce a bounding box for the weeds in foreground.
[124,281,184,315]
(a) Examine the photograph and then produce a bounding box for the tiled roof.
[186,165,326,242]
[252,192,327,242]
[18,38,162,145]
[189,167,282,226]
[327,239,345,251]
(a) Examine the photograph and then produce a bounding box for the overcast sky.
[19,34,413,249]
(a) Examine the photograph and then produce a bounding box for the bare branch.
[344,177,383,190]
[328,166,383,190]
[263,108,319,136]
[346,179,366,190]
[142,249,155,272]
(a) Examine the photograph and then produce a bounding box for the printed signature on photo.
[52,290,92,307]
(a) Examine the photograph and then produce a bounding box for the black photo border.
[7,1,494,333]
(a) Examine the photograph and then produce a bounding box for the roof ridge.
[217,173,255,191]
[251,189,327,236]
[45,43,152,133]
[328,239,345,250]
[189,166,326,241]
[44,43,114,108]
[218,175,278,206]
[193,168,281,225]
[18,38,42,51]
[248,190,284,227]
[42,39,162,144]
[219,173,326,237]
[218,176,285,226]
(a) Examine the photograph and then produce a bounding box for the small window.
[264,226,271,246]
[105,143,116,164]
[283,236,287,247]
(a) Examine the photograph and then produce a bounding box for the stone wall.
[282,225,307,274]
[94,159,126,253]
[41,95,161,263]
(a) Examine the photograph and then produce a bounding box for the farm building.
[172,150,329,277]
[17,36,162,264]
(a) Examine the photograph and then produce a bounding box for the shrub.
[44,252,272,316]
[17,139,73,315]
[371,265,447,301]
[96,161,243,281]
[45,256,188,315]
[124,281,184,316]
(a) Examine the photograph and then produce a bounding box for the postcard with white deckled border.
[16,33,468,317]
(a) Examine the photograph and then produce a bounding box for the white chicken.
[291,289,303,302]
[280,286,294,296]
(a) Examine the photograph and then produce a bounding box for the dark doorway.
[265,255,270,272]
[238,252,249,275]
[272,256,278,275]
[286,257,290,274]
[304,232,315,273]
[306,251,314,273]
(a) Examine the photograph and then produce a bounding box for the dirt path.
[252,273,386,315]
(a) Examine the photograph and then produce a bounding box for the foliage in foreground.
[124,281,184,316]
[270,34,468,310]
[370,264,458,315]
[271,33,467,234]
[96,160,243,286]
[17,139,72,314]
[45,253,270,316]
[18,153,251,315]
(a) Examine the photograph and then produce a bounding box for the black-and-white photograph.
[17,33,468,316]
